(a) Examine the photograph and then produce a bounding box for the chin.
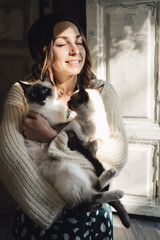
[70,67,83,74]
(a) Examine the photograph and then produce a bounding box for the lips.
[66,60,81,64]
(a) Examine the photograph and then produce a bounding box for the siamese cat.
[64,86,131,228]
[18,78,123,212]
[64,86,109,153]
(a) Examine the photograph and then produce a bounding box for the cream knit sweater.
[0,79,128,229]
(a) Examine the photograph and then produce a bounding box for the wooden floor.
[113,213,160,240]
[0,213,159,240]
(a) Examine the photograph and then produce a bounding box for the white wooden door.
[86,0,160,217]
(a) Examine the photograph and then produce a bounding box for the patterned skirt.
[11,204,113,240]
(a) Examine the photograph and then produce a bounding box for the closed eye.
[76,42,83,45]
[56,44,66,47]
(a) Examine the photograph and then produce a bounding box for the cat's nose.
[40,95,46,101]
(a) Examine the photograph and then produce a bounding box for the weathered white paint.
[86,0,160,217]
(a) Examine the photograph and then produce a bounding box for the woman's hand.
[23,111,57,143]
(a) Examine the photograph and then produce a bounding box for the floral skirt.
[11,204,113,240]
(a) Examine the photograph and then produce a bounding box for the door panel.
[105,4,155,119]
[86,0,160,216]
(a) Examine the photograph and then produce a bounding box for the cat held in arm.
[18,78,124,213]
[64,86,131,228]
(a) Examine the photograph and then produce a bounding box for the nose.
[69,43,80,55]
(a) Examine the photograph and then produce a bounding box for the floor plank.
[113,213,160,240]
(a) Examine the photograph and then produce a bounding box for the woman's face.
[52,21,86,80]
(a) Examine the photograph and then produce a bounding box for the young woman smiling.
[0,13,128,239]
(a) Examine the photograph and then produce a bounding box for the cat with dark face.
[19,78,124,211]
[19,79,66,126]
[65,86,109,150]
[64,86,131,228]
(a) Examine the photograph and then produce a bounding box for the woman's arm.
[93,80,128,174]
[0,83,66,229]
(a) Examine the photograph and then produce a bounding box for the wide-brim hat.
[28,13,82,61]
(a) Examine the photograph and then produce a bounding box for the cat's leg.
[96,169,130,228]
[93,168,124,204]
[87,139,98,157]
[98,168,117,190]
[94,189,124,205]
[64,120,89,143]
[38,158,96,208]
[87,168,124,206]
[74,188,124,214]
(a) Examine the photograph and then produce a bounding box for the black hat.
[27,13,82,61]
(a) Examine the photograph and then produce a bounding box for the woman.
[0,13,128,239]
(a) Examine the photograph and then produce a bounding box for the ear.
[42,70,54,85]
[78,84,86,94]
[79,86,86,94]
[78,86,89,102]
[79,86,88,98]
[95,84,104,93]
[18,81,30,93]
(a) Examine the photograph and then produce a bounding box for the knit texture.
[0,79,128,229]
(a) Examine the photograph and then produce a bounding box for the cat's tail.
[109,200,131,228]
[98,169,130,228]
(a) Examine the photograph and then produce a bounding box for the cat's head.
[67,85,103,113]
[67,87,89,112]
[18,76,56,106]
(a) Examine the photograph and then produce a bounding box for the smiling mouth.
[66,60,81,64]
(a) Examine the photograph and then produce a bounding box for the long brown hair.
[25,20,93,91]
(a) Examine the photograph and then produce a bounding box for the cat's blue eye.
[43,87,49,93]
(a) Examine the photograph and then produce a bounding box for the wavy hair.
[25,21,93,93]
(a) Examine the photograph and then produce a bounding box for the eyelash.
[57,42,83,47]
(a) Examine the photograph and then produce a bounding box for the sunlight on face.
[52,21,86,81]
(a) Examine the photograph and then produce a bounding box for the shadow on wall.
[0,0,37,219]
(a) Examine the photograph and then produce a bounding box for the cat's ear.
[42,70,54,85]
[18,81,30,93]
[79,86,86,94]
[95,84,104,93]
[78,85,89,102]
[78,84,86,94]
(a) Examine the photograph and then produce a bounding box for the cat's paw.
[99,168,117,189]
[96,190,124,204]
[114,190,124,200]
[107,168,117,178]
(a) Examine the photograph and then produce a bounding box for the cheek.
[53,51,63,63]
[52,47,66,63]
[52,53,66,71]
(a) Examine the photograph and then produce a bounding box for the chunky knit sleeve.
[92,80,128,174]
[0,83,65,229]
